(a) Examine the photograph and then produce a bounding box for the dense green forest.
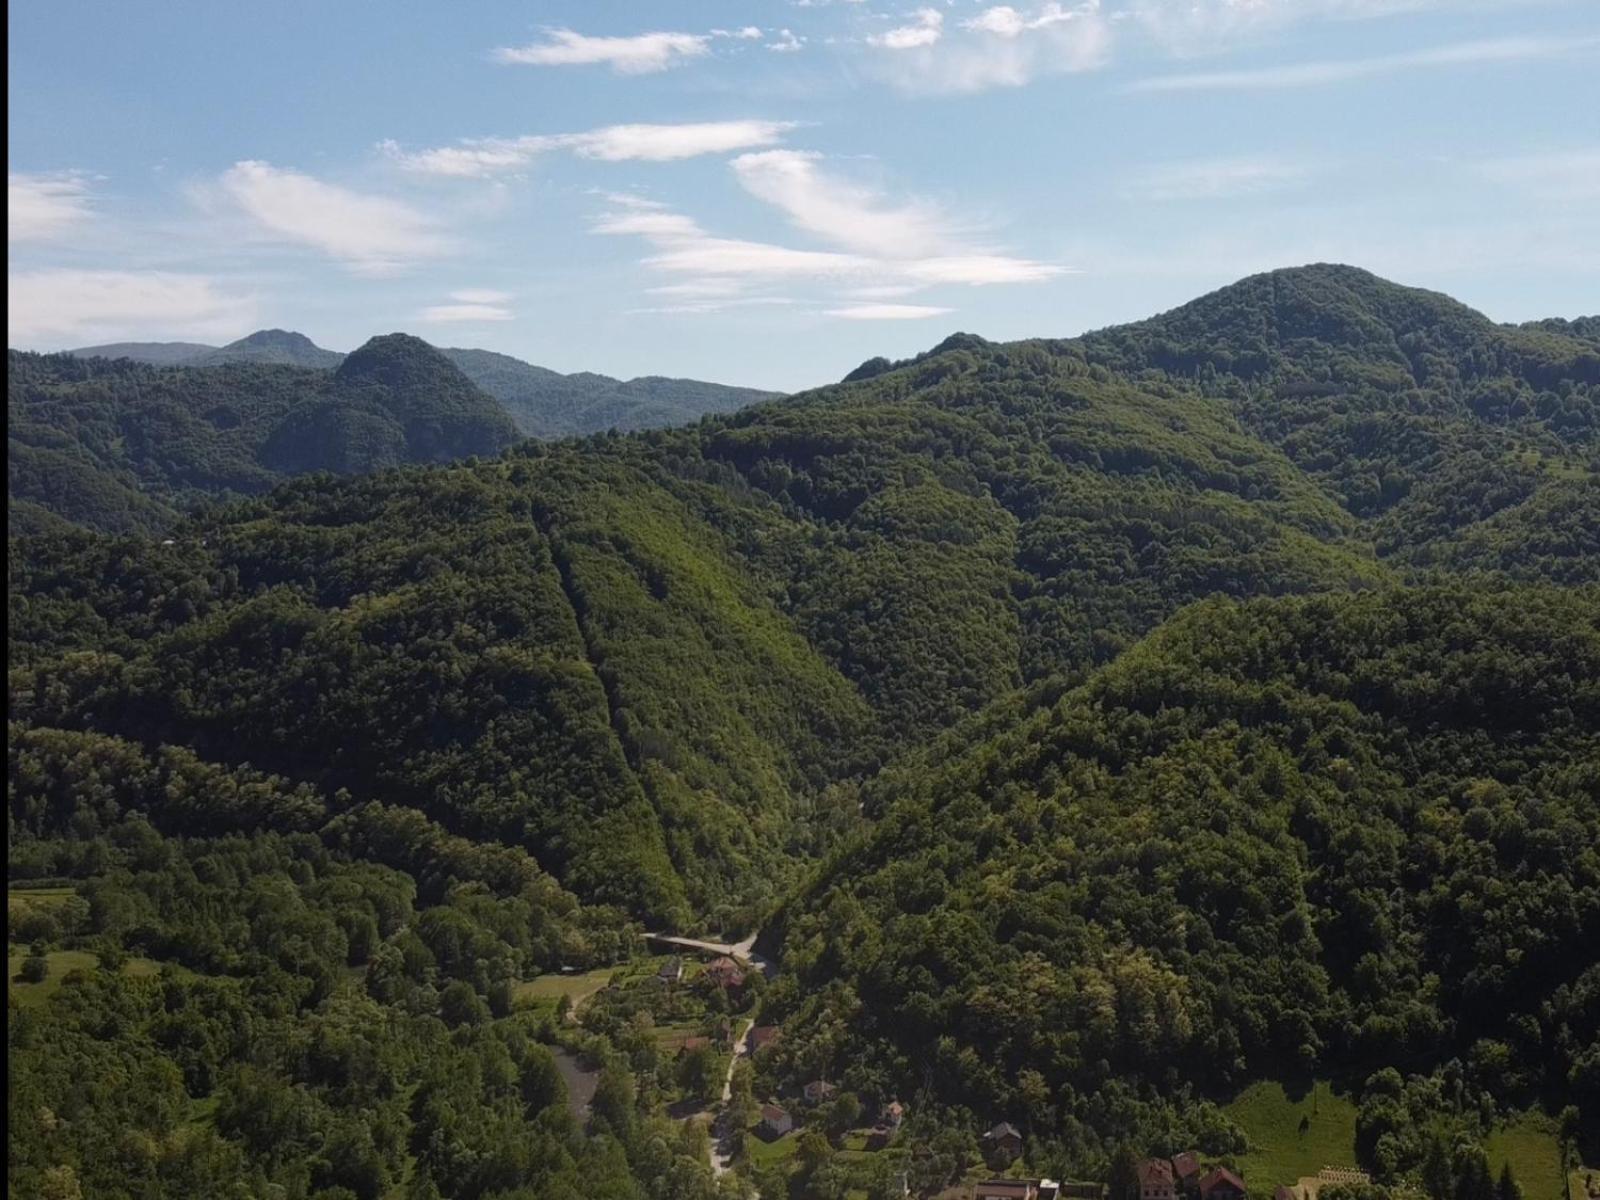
[9,335,519,536]
[10,265,1597,1199]
[65,331,779,442]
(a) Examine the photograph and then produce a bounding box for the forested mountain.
[440,347,779,440]
[73,329,345,369]
[65,333,777,440]
[8,335,521,535]
[9,265,1597,1200]
[764,585,1599,1175]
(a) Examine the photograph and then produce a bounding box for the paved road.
[643,930,772,975]
[709,1017,756,1175]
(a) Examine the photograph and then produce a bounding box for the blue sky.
[7,0,1598,391]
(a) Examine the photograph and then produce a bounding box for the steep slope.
[8,338,521,533]
[444,346,778,439]
[1071,264,1600,578]
[764,584,1599,1165]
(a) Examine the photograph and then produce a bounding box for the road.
[709,1017,756,1175]
[643,930,773,976]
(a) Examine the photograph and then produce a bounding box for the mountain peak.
[336,333,475,393]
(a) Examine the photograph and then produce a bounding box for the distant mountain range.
[10,333,519,535]
[68,331,779,440]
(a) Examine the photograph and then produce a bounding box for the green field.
[6,948,169,1008]
[7,886,77,914]
[513,965,620,1015]
[1226,1080,1360,1198]
[745,1128,800,1169]
[1486,1113,1566,1200]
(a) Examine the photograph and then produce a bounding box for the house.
[882,1100,905,1130]
[973,1179,1061,1200]
[982,1122,1024,1163]
[1137,1159,1176,1200]
[703,956,746,989]
[657,957,684,984]
[748,1025,781,1053]
[1170,1153,1202,1192]
[1057,1184,1106,1199]
[1196,1168,1246,1200]
[803,1080,837,1104]
[760,1103,793,1137]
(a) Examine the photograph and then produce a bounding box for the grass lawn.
[1486,1113,1565,1200]
[1226,1080,1360,1197]
[7,886,77,915]
[7,948,175,1008]
[746,1129,800,1169]
[513,965,619,1015]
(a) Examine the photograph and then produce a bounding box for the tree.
[21,954,50,984]
[1496,1162,1520,1200]
[1108,1144,1141,1200]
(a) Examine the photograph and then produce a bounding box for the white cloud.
[594,166,1061,312]
[450,288,514,304]
[219,161,450,274]
[1126,0,1442,55]
[825,303,953,319]
[1128,34,1594,92]
[494,28,711,73]
[1127,155,1314,200]
[869,8,944,50]
[872,1,1110,93]
[731,150,952,258]
[1471,148,1600,201]
[731,150,1060,282]
[9,172,94,242]
[418,303,514,322]
[768,29,806,52]
[383,120,800,178]
[8,269,254,346]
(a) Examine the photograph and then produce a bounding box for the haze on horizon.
[7,0,1598,392]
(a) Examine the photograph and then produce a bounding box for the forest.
[8,265,1597,1200]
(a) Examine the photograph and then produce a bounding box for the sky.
[7,0,1599,392]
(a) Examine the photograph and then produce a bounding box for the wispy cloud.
[418,304,514,323]
[492,25,767,73]
[871,1,1110,93]
[869,8,945,50]
[9,172,94,242]
[1470,148,1600,201]
[1128,34,1595,92]
[382,120,801,178]
[1125,0,1438,55]
[449,288,514,304]
[217,161,451,274]
[731,149,1059,282]
[494,28,712,73]
[8,269,254,346]
[1126,155,1315,200]
[824,303,953,319]
[768,29,807,53]
[594,153,1062,317]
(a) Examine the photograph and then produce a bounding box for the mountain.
[768,583,1599,1167]
[9,335,521,534]
[9,265,1597,1200]
[65,339,217,366]
[69,329,346,368]
[192,328,345,369]
[441,346,779,439]
[65,333,777,438]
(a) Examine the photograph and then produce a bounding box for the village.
[520,935,1385,1200]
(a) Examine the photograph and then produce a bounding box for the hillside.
[9,265,1598,1200]
[441,346,779,439]
[8,336,521,534]
[764,584,1599,1181]
[65,333,776,439]
[1071,265,1600,578]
